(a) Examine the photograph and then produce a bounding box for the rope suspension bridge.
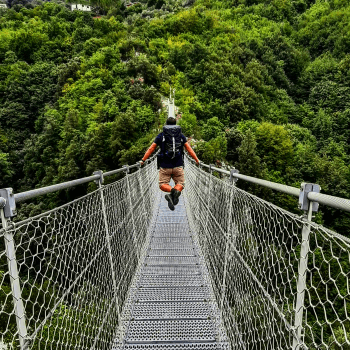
[1,154,350,350]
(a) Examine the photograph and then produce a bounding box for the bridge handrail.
[200,162,300,197]
[14,174,101,204]
[184,158,350,350]
[307,191,350,212]
[194,158,350,212]
[0,155,159,349]
[13,163,140,204]
[0,152,160,218]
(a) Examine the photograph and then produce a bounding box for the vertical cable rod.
[1,208,28,349]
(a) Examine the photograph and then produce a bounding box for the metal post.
[220,185,234,311]
[140,161,149,208]
[0,205,28,349]
[292,183,320,349]
[141,162,152,219]
[136,163,148,244]
[203,165,213,256]
[94,172,120,319]
[230,168,239,185]
[124,166,139,259]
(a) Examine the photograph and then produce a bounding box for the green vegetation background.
[0,0,350,347]
[1,0,350,233]
[0,0,349,228]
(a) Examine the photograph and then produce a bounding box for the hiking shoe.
[171,188,181,205]
[165,194,175,211]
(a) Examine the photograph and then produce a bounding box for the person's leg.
[159,168,172,192]
[159,168,175,210]
[171,167,185,205]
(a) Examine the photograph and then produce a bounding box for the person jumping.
[140,115,199,211]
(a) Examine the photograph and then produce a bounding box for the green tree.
[201,117,224,141]
[225,128,243,164]
[236,129,265,179]
[178,112,198,137]
[194,134,227,164]
[255,122,294,174]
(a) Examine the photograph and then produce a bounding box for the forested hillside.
[0,0,350,232]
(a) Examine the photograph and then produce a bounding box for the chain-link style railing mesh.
[0,160,158,350]
[2,155,350,350]
[185,158,350,350]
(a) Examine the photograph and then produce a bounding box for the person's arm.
[141,143,157,165]
[184,142,199,164]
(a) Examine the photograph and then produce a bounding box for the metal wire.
[0,160,158,350]
[199,162,350,212]
[184,158,350,350]
[112,189,229,350]
[1,156,350,350]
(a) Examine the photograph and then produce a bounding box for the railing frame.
[197,161,350,212]
[0,205,28,349]
[90,174,121,350]
[186,156,350,349]
[124,165,140,259]
[0,159,152,349]
[2,153,350,349]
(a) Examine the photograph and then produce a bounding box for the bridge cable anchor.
[93,170,104,186]
[0,188,28,348]
[292,182,320,350]
[298,183,320,213]
[0,188,17,219]
[230,168,239,184]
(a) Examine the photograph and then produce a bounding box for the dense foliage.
[1,0,349,230]
[1,0,350,347]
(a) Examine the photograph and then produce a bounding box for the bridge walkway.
[113,190,229,349]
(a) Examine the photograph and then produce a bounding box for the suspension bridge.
[1,154,350,350]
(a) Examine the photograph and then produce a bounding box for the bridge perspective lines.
[1,156,350,350]
[113,190,229,349]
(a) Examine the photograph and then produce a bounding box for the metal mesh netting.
[184,158,350,350]
[2,155,350,350]
[0,161,158,350]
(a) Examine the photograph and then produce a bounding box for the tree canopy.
[1,0,350,347]
[0,0,349,231]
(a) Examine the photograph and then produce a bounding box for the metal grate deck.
[131,302,210,320]
[147,248,197,257]
[135,287,211,302]
[144,256,200,265]
[151,237,194,244]
[139,275,205,287]
[123,344,219,349]
[126,320,215,343]
[142,265,202,275]
[113,191,229,350]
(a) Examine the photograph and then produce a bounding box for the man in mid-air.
[141,115,199,211]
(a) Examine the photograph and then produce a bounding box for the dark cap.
[166,117,176,125]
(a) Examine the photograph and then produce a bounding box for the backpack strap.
[181,137,185,167]
[161,133,165,155]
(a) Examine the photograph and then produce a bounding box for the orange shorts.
[159,167,185,190]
